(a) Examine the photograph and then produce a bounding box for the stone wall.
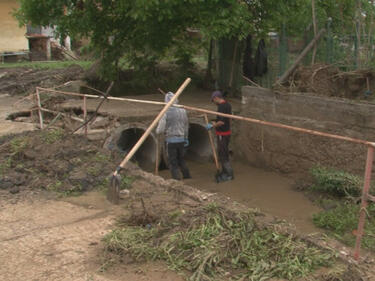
[234,86,375,175]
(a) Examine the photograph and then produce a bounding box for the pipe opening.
[117,128,157,172]
[186,123,212,162]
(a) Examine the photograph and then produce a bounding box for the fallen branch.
[45,113,62,130]
[276,28,326,85]
[242,75,262,88]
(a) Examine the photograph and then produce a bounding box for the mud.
[160,160,321,233]
[0,130,121,196]
[0,189,183,281]
[0,94,36,137]
[0,65,84,95]
[0,130,373,280]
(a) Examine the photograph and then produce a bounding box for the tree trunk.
[311,0,318,65]
[217,38,244,97]
[203,39,214,88]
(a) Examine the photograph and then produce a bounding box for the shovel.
[107,78,191,204]
[203,114,221,177]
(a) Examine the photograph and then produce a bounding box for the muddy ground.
[0,130,374,280]
[0,65,84,95]
[2,64,375,280]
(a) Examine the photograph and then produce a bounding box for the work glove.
[205,123,213,130]
[184,139,189,147]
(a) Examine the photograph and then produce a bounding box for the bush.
[309,166,362,197]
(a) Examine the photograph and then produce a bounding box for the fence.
[255,21,375,88]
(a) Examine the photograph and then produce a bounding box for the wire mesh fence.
[253,22,375,89]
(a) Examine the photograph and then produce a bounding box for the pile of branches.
[104,204,333,281]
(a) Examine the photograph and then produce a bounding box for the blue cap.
[211,90,223,101]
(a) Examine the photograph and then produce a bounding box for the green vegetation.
[0,136,30,175]
[313,203,375,251]
[309,166,375,252]
[121,176,134,190]
[93,152,111,163]
[0,61,93,70]
[104,205,333,281]
[10,136,29,154]
[41,129,65,144]
[309,166,362,197]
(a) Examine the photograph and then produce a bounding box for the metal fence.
[254,22,375,88]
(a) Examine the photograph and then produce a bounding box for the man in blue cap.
[156,92,191,180]
[206,90,234,182]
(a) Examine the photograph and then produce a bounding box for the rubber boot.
[216,162,234,183]
[222,162,234,179]
[171,168,181,180]
[182,169,192,179]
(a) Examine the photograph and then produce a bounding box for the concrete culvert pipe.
[162,122,213,166]
[105,123,161,172]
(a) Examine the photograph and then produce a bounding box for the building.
[0,0,29,59]
[0,0,72,62]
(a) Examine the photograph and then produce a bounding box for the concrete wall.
[235,86,375,175]
[0,0,28,52]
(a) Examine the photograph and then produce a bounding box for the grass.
[309,166,375,252]
[10,136,29,154]
[313,203,375,251]
[0,60,93,70]
[93,152,111,163]
[41,129,65,144]
[309,166,362,197]
[121,176,134,190]
[104,205,333,281]
[0,136,30,175]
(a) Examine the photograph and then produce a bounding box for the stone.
[91,117,110,129]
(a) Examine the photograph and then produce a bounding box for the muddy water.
[160,161,321,234]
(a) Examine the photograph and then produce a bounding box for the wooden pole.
[276,28,326,85]
[36,88,44,129]
[45,113,62,129]
[155,136,160,176]
[83,96,88,136]
[112,78,191,177]
[39,107,84,122]
[204,114,220,171]
[37,85,375,147]
[229,40,239,89]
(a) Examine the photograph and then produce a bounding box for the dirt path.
[0,191,183,281]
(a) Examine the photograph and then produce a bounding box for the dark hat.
[211,90,223,101]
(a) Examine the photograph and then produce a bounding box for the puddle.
[160,161,321,234]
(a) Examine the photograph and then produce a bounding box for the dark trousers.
[217,135,230,163]
[167,142,191,180]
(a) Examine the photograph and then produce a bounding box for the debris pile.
[279,64,375,100]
